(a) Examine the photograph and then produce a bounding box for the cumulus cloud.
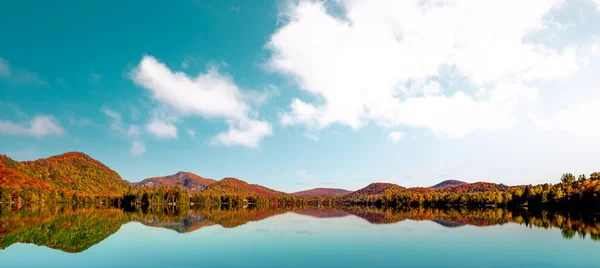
[0,57,46,86]
[243,84,280,106]
[268,0,588,138]
[102,107,145,156]
[131,56,248,120]
[212,119,272,148]
[130,55,272,147]
[130,140,146,156]
[145,118,178,139]
[529,100,600,138]
[0,115,64,138]
[388,132,405,143]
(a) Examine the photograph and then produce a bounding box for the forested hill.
[2,152,600,210]
[0,152,130,201]
[292,188,352,197]
[429,180,467,189]
[135,171,216,193]
[202,177,288,197]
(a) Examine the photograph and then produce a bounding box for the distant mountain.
[347,183,406,197]
[292,188,352,197]
[0,152,129,197]
[429,180,467,189]
[293,209,351,218]
[203,177,288,197]
[136,212,215,233]
[439,182,510,193]
[135,172,216,193]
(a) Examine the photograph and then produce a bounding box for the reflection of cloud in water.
[296,230,313,235]
[255,228,271,233]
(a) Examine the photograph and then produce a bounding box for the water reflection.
[1,204,599,253]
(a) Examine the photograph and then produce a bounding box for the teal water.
[1,206,599,267]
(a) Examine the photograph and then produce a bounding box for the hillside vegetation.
[0,152,130,203]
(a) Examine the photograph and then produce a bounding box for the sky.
[1,0,600,192]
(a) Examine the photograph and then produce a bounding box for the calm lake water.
[1,205,599,267]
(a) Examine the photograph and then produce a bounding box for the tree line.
[2,172,600,211]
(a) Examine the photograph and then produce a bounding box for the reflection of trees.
[1,204,600,254]
[0,204,127,253]
[338,206,600,241]
[0,204,295,253]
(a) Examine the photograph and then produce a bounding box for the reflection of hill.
[135,212,215,233]
[0,205,126,253]
[339,206,512,226]
[293,209,350,218]
[200,207,287,228]
[430,219,465,228]
[2,205,600,253]
[131,206,288,232]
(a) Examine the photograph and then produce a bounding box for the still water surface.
[1,205,599,267]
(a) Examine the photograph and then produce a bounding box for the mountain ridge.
[1,152,521,202]
[135,171,216,193]
[291,188,352,197]
[429,180,467,189]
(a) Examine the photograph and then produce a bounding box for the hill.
[348,183,406,197]
[439,182,510,193]
[429,180,467,189]
[202,177,288,197]
[292,188,352,197]
[0,152,130,200]
[135,171,216,193]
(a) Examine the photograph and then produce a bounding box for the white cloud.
[212,119,272,148]
[0,57,46,85]
[12,70,47,86]
[130,140,146,156]
[187,129,196,139]
[89,72,102,83]
[145,118,178,139]
[0,57,10,77]
[530,100,600,138]
[131,56,248,120]
[268,0,589,138]
[102,107,145,156]
[0,115,64,138]
[69,117,92,126]
[126,125,140,137]
[101,107,121,122]
[422,81,442,97]
[244,84,280,106]
[131,55,272,147]
[296,170,308,176]
[180,56,194,69]
[388,132,405,143]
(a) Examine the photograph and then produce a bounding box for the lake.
[1,205,599,267]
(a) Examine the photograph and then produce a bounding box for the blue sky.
[1,0,600,192]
